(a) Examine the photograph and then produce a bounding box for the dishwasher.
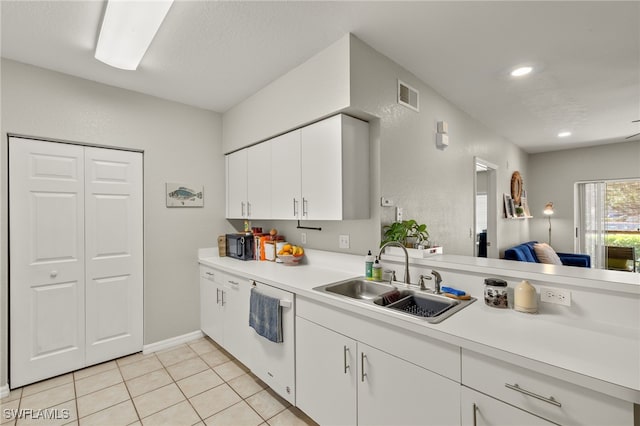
[248,280,295,405]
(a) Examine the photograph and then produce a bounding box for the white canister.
[514,280,538,313]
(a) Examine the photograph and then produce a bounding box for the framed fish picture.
[166,182,204,207]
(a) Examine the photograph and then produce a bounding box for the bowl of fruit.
[277,244,304,265]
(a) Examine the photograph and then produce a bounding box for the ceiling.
[2,1,639,153]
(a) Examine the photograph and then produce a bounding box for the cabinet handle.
[302,198,308,217]
[221,290,225,306]
[247,202,251,217]
[241,202,245,217]
[505,383,562,407]
[472,403,478,426]
[50,270,58,278]
[228,280,239,286]
[216,288,220,304]
[360,352,367,382]
[343,346,350,374]
[293,198,298,217]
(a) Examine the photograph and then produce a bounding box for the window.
[576,179,640,270]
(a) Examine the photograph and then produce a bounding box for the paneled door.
[84,147,143,365]
[9,137,143,387]
[9,139,86,387]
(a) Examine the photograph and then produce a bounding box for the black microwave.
[226,234,254,260]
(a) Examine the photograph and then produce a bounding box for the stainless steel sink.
[315,278,396,300]
[314,278,475,324]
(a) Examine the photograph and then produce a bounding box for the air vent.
[398,80,419,112]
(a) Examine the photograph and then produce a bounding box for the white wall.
[528,140,640,253]
[222,35,351,153]
[348,35,530,256]
[0,59,229,387]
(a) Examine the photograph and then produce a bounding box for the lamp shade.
[543,202,554,215]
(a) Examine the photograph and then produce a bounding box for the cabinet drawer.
[200,265,218,281]
[461,349,633,426]
[200,266,248,289]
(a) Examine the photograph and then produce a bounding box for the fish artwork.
[168,187,203,205]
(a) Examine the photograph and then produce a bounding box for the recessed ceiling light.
[557,131,572,138]
[510,66,533,77]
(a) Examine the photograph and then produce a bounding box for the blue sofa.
[504,241,591,268]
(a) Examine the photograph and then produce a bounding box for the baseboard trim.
[142,330,204,354]
[0,384,9,398]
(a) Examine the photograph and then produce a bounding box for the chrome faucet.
[378,242,410,284]
[418,270,442,293]
[418,274,432,291]
[431,270,443,294]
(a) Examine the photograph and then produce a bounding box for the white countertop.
[199,249,640,404]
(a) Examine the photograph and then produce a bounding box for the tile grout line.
[117,357,142,425]
[72,372,79,425]
[171,351,206,426]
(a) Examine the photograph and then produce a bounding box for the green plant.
[381,219,429,247]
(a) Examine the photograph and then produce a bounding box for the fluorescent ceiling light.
[95,0,174,71]
[557,131,572,138]
[510,66,533,77]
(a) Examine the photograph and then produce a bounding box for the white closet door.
[84,147,143,365]
[9,138,86,387]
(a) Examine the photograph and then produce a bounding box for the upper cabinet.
[271,130,302,220]
[226,141,272,219]
[226,149,247,218]
[226,114,369,221]
[300,114,369,220]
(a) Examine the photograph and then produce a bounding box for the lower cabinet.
[296,316,357,425]
[461,349,634,426]
[199,265,251,366]
[296,316,460,426]
[461,387,554,426]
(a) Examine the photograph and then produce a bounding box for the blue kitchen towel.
[249,287,283,343]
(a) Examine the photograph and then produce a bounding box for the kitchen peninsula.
[199,248,640,426]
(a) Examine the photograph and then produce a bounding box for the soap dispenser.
[514,280,538,313]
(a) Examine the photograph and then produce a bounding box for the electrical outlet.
[540,287,572,306]
[381,197,394,207]
[339,234,350,249]
[396,207,404,222]
[301,232,307,244]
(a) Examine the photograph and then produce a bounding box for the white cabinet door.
[357,342,460,426]
[246,141,272,219]
[300,114,369,220]
[461,387,554,426]
[84,147,143,365]
[296,317,357,426]
[9,139,86,387]
[300,115,343,220]
[226,149,248,218]
[271,131,301,220]
[200,267,223,343]
[221,275,250,365]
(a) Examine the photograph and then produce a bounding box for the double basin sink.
[314,278,475,324]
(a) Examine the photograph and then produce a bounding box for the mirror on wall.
[474,158,498,258]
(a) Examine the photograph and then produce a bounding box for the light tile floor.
[1,337,318,426]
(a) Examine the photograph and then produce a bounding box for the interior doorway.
[474,158,498,258]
